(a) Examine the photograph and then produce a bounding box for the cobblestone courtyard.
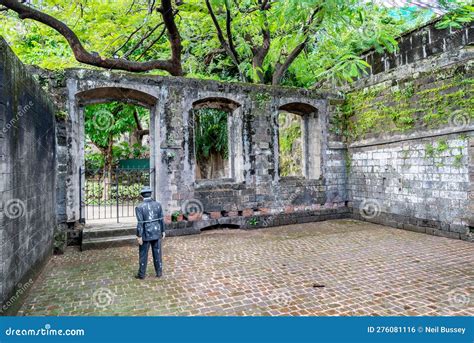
[18,220,473,316]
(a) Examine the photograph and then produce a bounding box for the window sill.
[194,178,242,189]
[279,176,323,185]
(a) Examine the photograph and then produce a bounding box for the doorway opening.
[80,101,152,223]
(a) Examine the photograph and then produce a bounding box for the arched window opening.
[277,102,321,180]
[278,112,304,177]
[194,108,230,180]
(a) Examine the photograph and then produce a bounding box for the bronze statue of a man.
[135,186,165,279]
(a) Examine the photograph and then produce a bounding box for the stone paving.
[18,219,473,316]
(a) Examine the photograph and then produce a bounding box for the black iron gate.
[79,167,155,223]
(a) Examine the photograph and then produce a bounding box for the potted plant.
[171,210,183,222]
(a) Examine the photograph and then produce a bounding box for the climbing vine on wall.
[339,64,474,141]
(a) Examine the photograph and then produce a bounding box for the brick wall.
[343,19,473,241]
[0,38,57,313]
[350,136,470,239]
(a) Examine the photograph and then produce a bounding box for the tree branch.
[112,22,147,56]
[133,107,143,131]
[0,0,183,75]
[251,27,270,83]
[136,25,167,60]
[122,21,164,59]
[204,48,226,65]
[205,0,240,68]
[225,4,239,66]
[157,0,182,75]
[272,6,321,85]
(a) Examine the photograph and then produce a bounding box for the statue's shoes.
[134,274,145,280]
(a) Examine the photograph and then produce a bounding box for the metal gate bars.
[79,167,155,223]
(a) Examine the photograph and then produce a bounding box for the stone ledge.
[350,208,472,242]
[164,207,351,236]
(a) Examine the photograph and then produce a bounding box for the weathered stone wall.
[61,71,348,232]
[0,38,57,313]
[360,17,472,78]
[342,19,473,240]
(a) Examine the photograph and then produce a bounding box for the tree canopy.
[84,102,150,171]
[0,0,471,87]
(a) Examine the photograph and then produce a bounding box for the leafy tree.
[84,102,149,175]
[435,1,474,28]
[194,108,229,179]
[0,0,470,87]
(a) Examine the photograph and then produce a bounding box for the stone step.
[82,226,136,239]
[81,235,137,251]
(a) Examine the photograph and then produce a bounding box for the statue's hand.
[162,232,166,239]
[137,236,143,245]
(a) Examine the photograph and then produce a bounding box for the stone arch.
[278,102,318,116]
[192,97,241,112]
[75,87,158,108]
[68,86,160,223]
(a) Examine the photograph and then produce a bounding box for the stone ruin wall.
[61,71,349,236]
[0,38,57,313]
[341,19,474,240]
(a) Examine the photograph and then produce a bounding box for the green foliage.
[453,149,463,168]
[84,102,150,170]
[56,110,68,119]
[436,3,474,29]
[85,102,147,149]
[278,112,303,177]
[0,0,435,87]
[194,108,229,160]
[425,143,435,158]
[342,64,474,140]
[424,139,464,169]
[436,140,449,153]
[254,92,271,108]
[171,210,183,222]
[85,181,144,205]
[84,151,105,170]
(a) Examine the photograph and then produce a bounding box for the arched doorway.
[74,87,159,223]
